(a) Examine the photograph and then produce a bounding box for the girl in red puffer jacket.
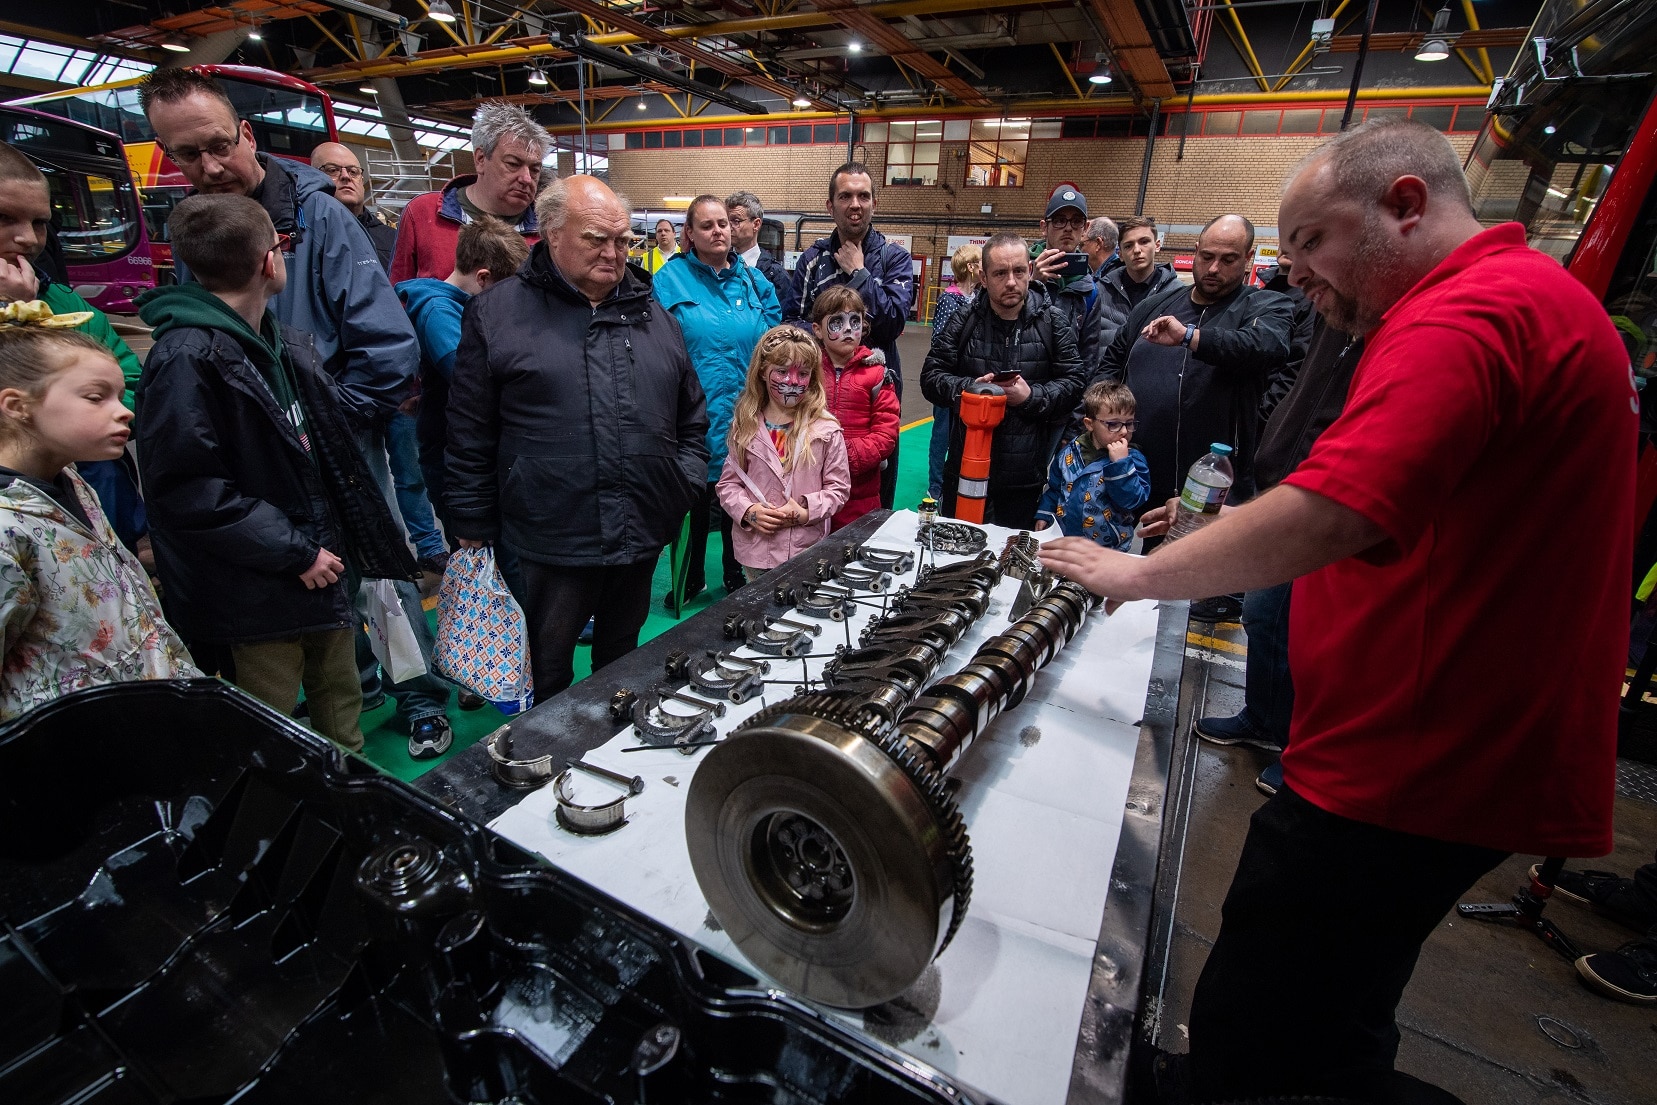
[811,286,901,529]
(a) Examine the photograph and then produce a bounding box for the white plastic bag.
[433,547,534,714]
[363,578,427,683]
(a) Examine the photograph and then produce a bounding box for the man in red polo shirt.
[1043,119,1635,1102]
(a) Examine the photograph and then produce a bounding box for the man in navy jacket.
[784,162,913,506]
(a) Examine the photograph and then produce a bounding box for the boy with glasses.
[1035,380,1149,549]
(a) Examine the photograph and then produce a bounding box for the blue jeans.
[927,404,951,500]
[353,424,451,723]
[386,409,445,560]
[1240,582,1294,747]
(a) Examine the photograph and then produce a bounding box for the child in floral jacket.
[1035,380,1151,550]
[0,319,197,720]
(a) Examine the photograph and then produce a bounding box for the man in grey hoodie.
[141,67,454,760]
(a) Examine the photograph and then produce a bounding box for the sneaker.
[1193,713,1283,752]
[407,715,453,760]
[577,617,595,645]
[663,588,704,612]
[457,690,485,711]
[417,552,450,576]
[1255,760,1283,797]
[1189,594,1243,622]
[1576,937,1657,1004]
[1540,865,1657,933]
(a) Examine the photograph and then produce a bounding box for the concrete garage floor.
[1161,621,1657,1105]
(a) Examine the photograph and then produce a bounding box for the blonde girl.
[0,319,197,719]
[716,325,851,578]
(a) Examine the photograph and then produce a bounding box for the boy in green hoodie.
[135,194,418,752]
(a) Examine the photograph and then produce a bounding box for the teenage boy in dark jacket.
[921,233,1085,528]
[136,194,417,753]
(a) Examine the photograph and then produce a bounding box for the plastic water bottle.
[1165,443,1234,541]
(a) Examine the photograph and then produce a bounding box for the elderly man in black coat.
[446,175,709,698]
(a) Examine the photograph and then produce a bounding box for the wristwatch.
[1181,324,1196,348]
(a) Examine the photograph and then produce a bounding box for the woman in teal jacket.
[651,193,780,604]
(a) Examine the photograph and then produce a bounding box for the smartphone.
[992,371,1022,383]
[1060,251,1091,279]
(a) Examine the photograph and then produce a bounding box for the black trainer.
[1194,712,1283,752]
[407,716,453,760]
[1189,593,1243,622]
[1576,937,1657,1004]
[1540,865,1657,933]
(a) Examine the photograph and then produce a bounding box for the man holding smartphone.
[922,232,1085,528]
[1029,184,1109,377]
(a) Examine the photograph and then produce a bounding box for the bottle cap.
[1210,443,1233,455]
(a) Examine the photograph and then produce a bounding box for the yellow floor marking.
[900,416,935,432]
[1186,632,1247,656]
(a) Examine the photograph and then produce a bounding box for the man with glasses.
[140,68,457,761]
[390,103,550,283]
[311,142,395,272]
[1028,185,1109,378]
[725,191,789,299]
[446,176,709,699]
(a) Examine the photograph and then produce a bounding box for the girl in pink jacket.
[716,326,851,578]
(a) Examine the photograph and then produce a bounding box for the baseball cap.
[1044,186,1088,220]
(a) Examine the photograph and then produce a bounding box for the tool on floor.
[1456,856,1585,961]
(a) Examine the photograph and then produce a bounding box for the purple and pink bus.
[0,104,153,314]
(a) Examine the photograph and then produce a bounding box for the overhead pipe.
[1136,99,1160,212]
[1340,0,1382,130]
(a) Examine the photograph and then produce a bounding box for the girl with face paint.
[811,287,900,530]
[716,325,851,579]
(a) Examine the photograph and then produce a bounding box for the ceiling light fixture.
[792,96,811,107]
[360,83,378,94]
[428,0,458,25]
[161,35,191,53]
[1088,70,1112,85]
[528,67,548,86]
[1415,5,1453,62]
[246,25,263,42]
[1543,124,1557,134]
[848,41,862,53]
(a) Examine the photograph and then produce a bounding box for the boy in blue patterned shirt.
[1035,380,1150,549]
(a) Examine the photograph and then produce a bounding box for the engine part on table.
[891,580,993,619]
[485,725,555,789]
[794,586,857,621]
[1009,569,1058,620]
[998,531,1042,580]
[664,648,692,680]
[807,678,914,724]
[609,687,640,724]
[686,580,1095,1008]
[686,654,766,704]
[854,546,916,575]
[0,681,973,1104]
[823,642,946,699]
[914,550,999,588]
[569,757,646,796]
[725,612,821,641]
[830,564,895,593]
[914,519,986,555]
[859,608,973,653]
[953,381,1007,524]
[657,685,727,718]
[744,623,815,658]
[554,767,632,834]
[631,690,720,752]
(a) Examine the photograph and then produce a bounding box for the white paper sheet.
[490,512,1160,1105]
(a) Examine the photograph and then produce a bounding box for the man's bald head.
[310,141,368,212]
[1290,118,1472,213]
[1191,213,1255,303]
[541,175,636,305]
[1198,213,1255,254]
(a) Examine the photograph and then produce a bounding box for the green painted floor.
[361,419,936,781]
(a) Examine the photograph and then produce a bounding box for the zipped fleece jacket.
[822,344,900,528]
[136,288,419,644]
[783,227,914,378]
[0,467,198,721]
[389,173,540,285]
[651,251,780,481]
[921,289,1086,511]
[445,246,710,566]
[174,154,419,426]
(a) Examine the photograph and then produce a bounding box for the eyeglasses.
[269,233,294,255]
[1048,216,1087,230]
[1093,419,1137,432]
[823,312,865,336]
[165,131,241,166]
[317,163,363,180]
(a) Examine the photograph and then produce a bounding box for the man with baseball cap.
[1029,184,1108,378]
